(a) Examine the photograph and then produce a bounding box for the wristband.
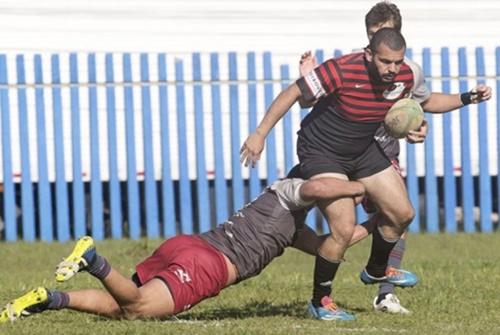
[460,89,478,106]
[460,92,472,106]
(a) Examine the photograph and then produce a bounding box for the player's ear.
[365,47,373,62]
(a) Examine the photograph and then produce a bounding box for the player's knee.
[398,205,415,226]
[120,301,148,320]
[331,223,355,247]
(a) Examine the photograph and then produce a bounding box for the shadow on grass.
[176,299,369,321]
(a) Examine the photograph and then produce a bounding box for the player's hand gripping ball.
[384,98,424,139]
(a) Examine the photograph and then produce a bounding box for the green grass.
[1,233,500,335]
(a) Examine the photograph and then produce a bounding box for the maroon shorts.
[362,159,402,214]
[134,235,229,314]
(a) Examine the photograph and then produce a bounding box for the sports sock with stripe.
[378,237,406,296]
[86,254,112,280]
[46,290,70,310]
[311,254,341,307]
[365,226,398,278]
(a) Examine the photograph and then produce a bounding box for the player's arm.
[407,58,492,114]
[421,85,492,113]
[241,59,339,168]
[299,177,365,203]
[292,216,377,255]
[240,83,302,167]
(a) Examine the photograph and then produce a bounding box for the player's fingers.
[410,136,424,143]
[480,87,492,100]
[476,84,487,92]
[240,148,251,164]
[405,135,415,144]
[406,132,423,143]
[240,143,247,154]
[301,51,312,60]
[244,154,252,167]
[246,155,255,168]
[250,152,262,168]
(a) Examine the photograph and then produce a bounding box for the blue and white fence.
[0,47,499,242]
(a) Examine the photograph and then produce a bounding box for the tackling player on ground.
[0,177,417,323]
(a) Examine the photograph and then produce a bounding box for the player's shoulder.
[403,57,423,74]
[334,51,364,66]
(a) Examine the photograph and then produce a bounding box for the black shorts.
[296,139,391,180]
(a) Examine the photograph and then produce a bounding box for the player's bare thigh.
[310,172,353,227]
[131,278,175,318]
[310,172,356,255]
[358,166,414,226]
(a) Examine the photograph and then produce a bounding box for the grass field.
[1,233,500,335]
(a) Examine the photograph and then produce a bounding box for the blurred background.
[0,0,498,52]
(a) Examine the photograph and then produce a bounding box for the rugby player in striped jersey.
[241,25,491,322]
[296,2,425,315]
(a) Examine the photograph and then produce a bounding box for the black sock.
[365,227,398,278]
[312,254,341,307]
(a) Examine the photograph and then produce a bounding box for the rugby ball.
[384,98,424,139]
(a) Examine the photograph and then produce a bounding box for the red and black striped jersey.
[296,52,416,122]
[294,52,429,157]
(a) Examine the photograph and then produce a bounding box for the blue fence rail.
[0,47,499,242]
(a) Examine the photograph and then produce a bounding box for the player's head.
[365,27,406,83]
[365,1,402,40]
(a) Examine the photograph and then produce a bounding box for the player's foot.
[307,296,356,321]
[373,293,410,314]
[0,287,48,323]
[360,266,418,287]
[55,236,96,282]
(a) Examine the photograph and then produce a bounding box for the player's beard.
[381,72,395,82]
[367,64,391,84]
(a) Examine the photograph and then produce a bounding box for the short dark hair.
[365,1,402,32]
[368,27,406,53]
